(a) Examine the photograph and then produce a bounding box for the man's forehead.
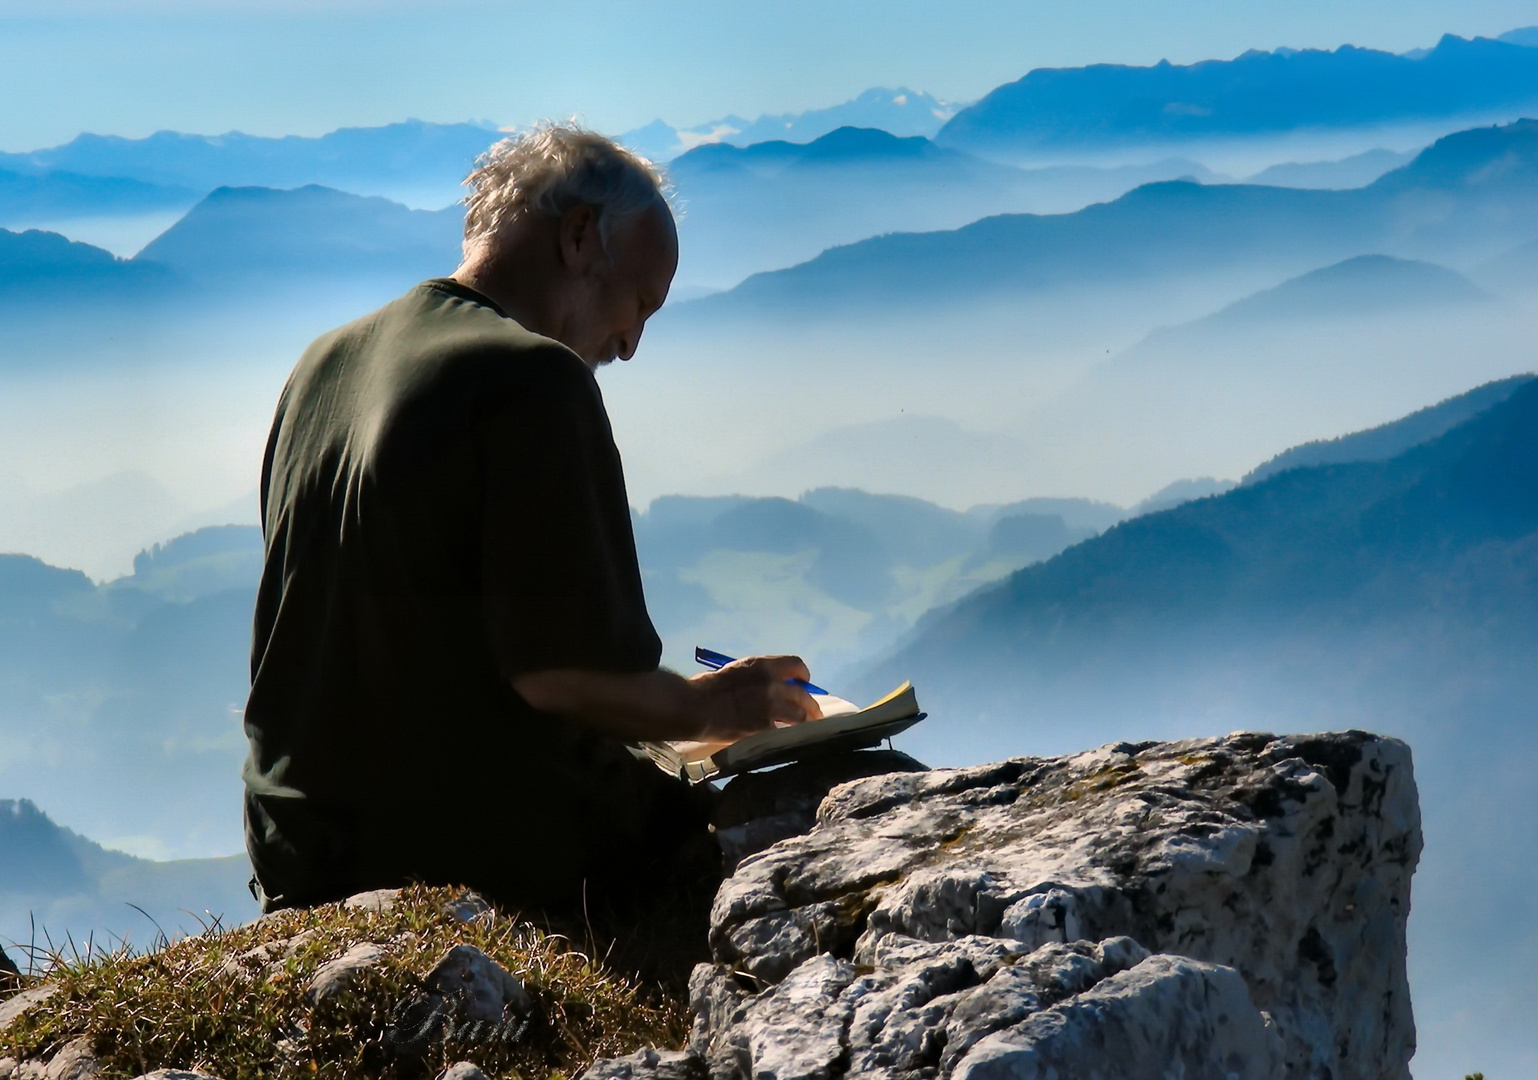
[623,201,679,280]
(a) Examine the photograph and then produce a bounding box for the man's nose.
[618,322,645,361]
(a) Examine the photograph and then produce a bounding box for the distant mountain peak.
[622,88,960,162]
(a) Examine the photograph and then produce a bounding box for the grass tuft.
[0,884,687,1080]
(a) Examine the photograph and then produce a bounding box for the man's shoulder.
[306,280,592,401]
[409,280,589,384]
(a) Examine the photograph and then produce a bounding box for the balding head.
[461,123,672,268]
[453,123,678,369]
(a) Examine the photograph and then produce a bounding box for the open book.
[641,682,925,783]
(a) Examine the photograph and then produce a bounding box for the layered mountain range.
[0,799,253,956]
[688,118,1538,319]
[940,31,1538,158]
[850,377,1538,1076]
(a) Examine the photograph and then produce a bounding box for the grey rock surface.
[387,944,534,1061]
[343,888,402,913]
[694,731,1418,1080]
[41,1041,98,1080]
[952,955,1284,1080]
[436,1064,489,1080]
[442,890,492,924]
[218,928,319,981]
[127,1072,229,1080]
[306,942,386,1004]
[422,944,532,1023]
[715,751,929,872]
[0,984,59,1034]
[579,1047,707,1080]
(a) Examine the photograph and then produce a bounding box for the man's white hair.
[461,122,670,259]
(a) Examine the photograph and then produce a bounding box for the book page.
[662,695,857,765]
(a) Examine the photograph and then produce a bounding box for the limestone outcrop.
[1,731,1420,1080]
[617,730,1420,1080]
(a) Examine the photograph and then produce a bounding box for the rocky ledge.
[0,730,1420,1080]
[598,730,1421,1080]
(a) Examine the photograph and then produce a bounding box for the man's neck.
[451,265,554,337]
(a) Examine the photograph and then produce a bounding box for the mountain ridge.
[678,118,1538,319]
[0,797,256,953]
[939,33,1538,158]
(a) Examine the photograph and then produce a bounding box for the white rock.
[343,889,401,913]
[128,1072,228,1080]
[423,944,532,1023]
[579,1048,705,1080]
[0,984,58,1033]
[436,1064,488,1080]
[951,954,1284,1080]
[217,929,320,980]
[701,731,1420,1080]
[306,942,386,1004]
[0,1057,16,1080]
[42,1040,98,1080]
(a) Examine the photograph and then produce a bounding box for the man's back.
[243,278,674,912]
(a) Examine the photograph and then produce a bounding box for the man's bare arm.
[511,655,822,744]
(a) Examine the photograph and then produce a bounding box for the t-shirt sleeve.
[478,353,662,678]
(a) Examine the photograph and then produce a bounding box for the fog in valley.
[5,29,1538,1077]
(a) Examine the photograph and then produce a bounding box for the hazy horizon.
[4,11,1538,1076]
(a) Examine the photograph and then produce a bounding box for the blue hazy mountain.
[633,488,1119,675]
[0,494,1120,863]
[0,526,262,858]
[0,168,197,225]
[939,33,1538,159]
[134,185,462,288]
[1013,252,1507,504]
[1243,375,1536,485]
[860,374,1538,716]
[0,798,256,953]
[622,88,959,161]
[2,183,461,306]
[852,378,1538,1078]
[1499,26,1538,47]
[0,227,170,303]
[667,126,1217,288]
[1129,477,1238,515]
[1472,233,1538,294]
[683,119,1538,320]
[0,120,499,207]
[1244,148,1415,189]
[1172,254,1485,327]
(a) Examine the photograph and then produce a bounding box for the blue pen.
[695,646,829,695]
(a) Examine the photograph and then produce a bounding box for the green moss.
[0,885,686,1080]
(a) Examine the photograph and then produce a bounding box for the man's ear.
[558,204,602,270]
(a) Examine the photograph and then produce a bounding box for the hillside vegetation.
[0,885,685,1080]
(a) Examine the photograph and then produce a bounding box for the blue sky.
[0,0,1536,150]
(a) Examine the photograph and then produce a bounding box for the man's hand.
[687,655,823,742]
[510,654,822,744]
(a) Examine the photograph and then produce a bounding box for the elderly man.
[241,124,820,918]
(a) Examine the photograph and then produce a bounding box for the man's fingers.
[752,654,814,684]
[768,681,820,723]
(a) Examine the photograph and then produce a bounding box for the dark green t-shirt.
[242,279,679,911]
